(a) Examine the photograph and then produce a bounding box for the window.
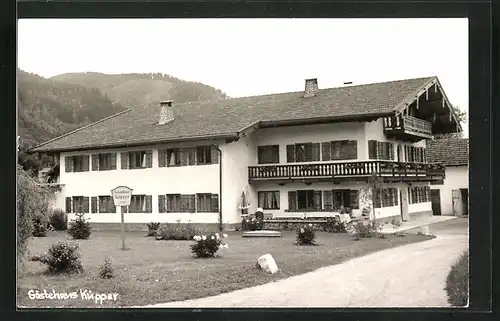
[322,140,357,161]
[196,146,213,165]
[373,188,398,208]
[65,196,89,213]
[288,190,321,211]
[127,195,152,213]
[166,194,196,212]
[164,147,196,167]
[98,196,116,213]
[404,146,426,162]
[65,155,90,172]
[121,150,152,169]
[257,145,280,164]
[196,193,219,212]
[330,189,359,210]
[91,153,117,171]
[409,186,430,204]
[368,141,394,160]
[258,191,280,209]
[286,143,320,163]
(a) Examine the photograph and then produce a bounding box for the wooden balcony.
[248,161,445,183]
[383,115,433,141]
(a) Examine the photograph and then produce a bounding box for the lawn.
[18,230,434,308]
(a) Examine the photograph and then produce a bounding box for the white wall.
[431,165,468,215]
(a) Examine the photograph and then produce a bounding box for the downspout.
[212,145,223,232]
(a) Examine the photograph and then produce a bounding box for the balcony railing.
[248,161,445,181]
[383,115,433,138]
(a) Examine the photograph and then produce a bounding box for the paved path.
[146,218,468,308]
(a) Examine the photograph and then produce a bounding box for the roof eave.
[259,112,395,128]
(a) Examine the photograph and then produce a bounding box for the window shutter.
[349,190,359,209]
[91,197,98,213]
[91,154,99,171]
[146,151,153,168]
[423,149,426,163]
[146,195,152,213]
[110,153,117,170]
[321,142,331,161]
[313,191,322,210]
[158,195,165,213]
[347,140,357,159]
[211,147,219,164]
[312,143,320,161]
[65,197,72,213]
[82,197,90,213]
[121,152,129,169]
[158,149,166,167]
[65,156,73,172]
[82,155,90,171]
[323,190,333,210]
[211,194,219,212]
[368,140,377,159]
[188,148,196,165]
[286,145,295,163]
[388,143,394,160]
[288,191,297,210]
[179,149,188,166]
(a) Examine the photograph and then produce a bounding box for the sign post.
[111,186,133,250]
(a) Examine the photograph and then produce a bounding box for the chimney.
[304,78,318,98]
[159,100,174,125]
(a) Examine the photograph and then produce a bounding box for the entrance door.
[460,188,469,216]
[430,189,441,216]
[452,189,464,216]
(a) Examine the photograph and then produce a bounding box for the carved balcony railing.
[248,161,445,182]
[383,115,433,140]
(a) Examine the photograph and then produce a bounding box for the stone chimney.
[304,78,319,98]
[159,100,174,125]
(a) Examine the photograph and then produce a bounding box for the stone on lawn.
[256,253,279,274]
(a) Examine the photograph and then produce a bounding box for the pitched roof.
[426,138,469,166]
[32,76,436,152]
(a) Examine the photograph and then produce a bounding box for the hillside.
[51,72,228,108]
[18,70,127,149]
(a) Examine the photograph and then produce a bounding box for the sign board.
[111,186,133,207]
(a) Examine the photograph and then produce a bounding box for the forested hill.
[18,69,127,149]
[50,72,228,108]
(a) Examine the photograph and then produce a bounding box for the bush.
[242,216,263,231]
[296,224,316,245]
[155,221,197,240]
[351,221,380,240]
[67,212,92,240]
[17,166,51,255]
[32,216,51,237]
[98,257,114,279]
[324,216,348,233]
[146,222,160,237]
[445,250,469,307]
[50,209,68,231]
[30,241,83,274]
[191,232,228,258]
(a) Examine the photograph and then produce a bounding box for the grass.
[445,250,469,307]
[18,230,434,308]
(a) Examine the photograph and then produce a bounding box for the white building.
[32,76,461,231]
[426,138,469,216]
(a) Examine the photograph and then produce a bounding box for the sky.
[18,18,468,136]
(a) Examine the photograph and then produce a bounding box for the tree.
[368,171,384,222]
[436,105,467,139]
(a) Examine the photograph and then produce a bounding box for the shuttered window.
[375,188,398,208]
[72,196,89,213]
[257,145,280,164]
[129,195,152,213]
[196,193,220,212]
[65,155,90,172]
[158,195,166,213]
[127,151,152,169]
[166,194,196,212]
[92,153,117,171]
[368,141,394,160]
[98,196,116,213]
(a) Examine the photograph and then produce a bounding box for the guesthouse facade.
[32,76,461,230]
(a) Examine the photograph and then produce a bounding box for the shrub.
[17,166,51,255]
[296,224,316,245]
[30,241,83,274]
[146,222,160,237]
[391,218,402,228]
[98,257,114,279]
[155,221,197,240]
[351,221,380,240]
[445,250,469,307]
[242,216,263,231]
[67,212,92,240]
[324,216,348,233]
[32,216,51,237]
[50,209,68,231]
[191,232,228,258]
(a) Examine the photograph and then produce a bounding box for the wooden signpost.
[111,186,133,250]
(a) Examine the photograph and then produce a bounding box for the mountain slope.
[51,72,228,108]
[18,70,127,148]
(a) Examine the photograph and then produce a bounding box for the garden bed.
[18,230,434,308]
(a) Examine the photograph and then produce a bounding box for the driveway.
[146,217,468,308]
